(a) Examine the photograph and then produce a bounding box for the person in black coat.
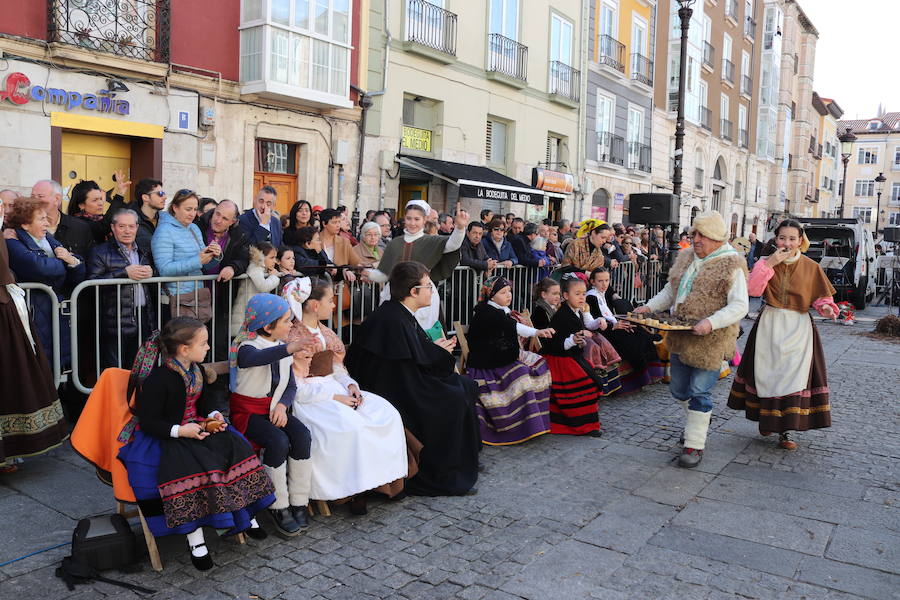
[509,223,547,269]
[86,209,157,369]
[346,261,480,496]
[459,222,496,272]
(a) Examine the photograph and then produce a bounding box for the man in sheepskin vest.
[635,212,748,468]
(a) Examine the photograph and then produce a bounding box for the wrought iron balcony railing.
[487,33,528,81]
[406,0,458,56]
[742,75,752,96]
[598,34,625,73]
[739,128,749,148]
[668,91,679,112]
[722,59,735,84]
[597,131,625,166]
[702,41,715,69]
[700,106,712,130]
[549,61,580,101]
[721,119,734,142]
[48,0,169,62]
[626,142,652,173]
[630,53,653,86]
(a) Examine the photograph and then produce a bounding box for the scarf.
[480,275,511,303]
[282,276,312,320]
[675,243,739,305]
[228,293,291,391]
[75,210,104,222]
[535,299,557,320]
[166,357,203,398]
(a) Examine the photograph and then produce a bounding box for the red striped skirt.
[544,355,600,436]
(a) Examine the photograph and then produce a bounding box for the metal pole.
[839,155,849,218]
[672,5,693,200]
[875,191,882,237]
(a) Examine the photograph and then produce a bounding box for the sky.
[802,0,900,120]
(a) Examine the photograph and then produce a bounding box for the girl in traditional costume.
[531,278,561,339]
[541,274,617,436]
[282,277,409,515]
[347,261,480,496]
[229,293,315,537]
[465,275,554,445]
[728,219,838,451]
[118,317,274,570]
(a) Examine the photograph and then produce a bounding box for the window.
[858,148,879,165]
[546,134,564,166]
[854,179,875,197]
[851,207,872,223]
[889,212,900,226]
[867,120,882,130]
[595,92,614,134]
[255,140,298,174]
[892,182,900,202]
[486,119,508,165]
[722,33,733,70]
[550,14,574,65]
[703,16,712,45]
[894,147,900,167]
[599,0,617,39]
[626,106,643,168]
[631,15,648,56]
[739,105,748,129]
[721,94,729,125]
[490,0,519,39]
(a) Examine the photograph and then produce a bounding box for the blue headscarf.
[228,293,291,391]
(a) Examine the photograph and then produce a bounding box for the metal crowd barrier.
[25,260,666,394]
[18,282,62,388]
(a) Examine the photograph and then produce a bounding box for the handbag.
[168,226,213,322]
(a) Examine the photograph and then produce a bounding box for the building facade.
[0,0,366,217]
[651,0,770,236]
[836,112,900,236]
[360,0,585,224]
[812,93,842,217]
[583,0,655,223]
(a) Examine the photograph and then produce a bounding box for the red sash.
[229,393,271,451]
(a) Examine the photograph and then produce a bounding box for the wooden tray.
[618,316,695,331]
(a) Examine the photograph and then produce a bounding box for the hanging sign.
[532,168,575,194]
[0,72,130,115]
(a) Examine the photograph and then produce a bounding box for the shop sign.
[401,126,432,152]
[0,72,130,115]
[532,168,574,194]
[459,183,542,205]
[614,192,625,207]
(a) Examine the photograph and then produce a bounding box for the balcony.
[739,128,749,148]
[48,0,170,62]
[741,75,752,96]
[487,33,528,86]
[700,106,712,131]
[808,135,817,154]
[725,0,738,21]
[404,0,458,61]
[630,53,653,87]
[597,131,625,166]
[598,34,625,74]
[695,168,705,190]
[626,142,652,173]
[668,91,679,112]
[814,143,823,160]
[744,17,757,39]
[721,119,734,142]
[549,61,580,106]
[722,59,735,85]
[702,41,715,70]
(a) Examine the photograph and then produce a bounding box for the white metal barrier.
[18,282,62,388]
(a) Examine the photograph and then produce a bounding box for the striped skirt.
[544,354,602,436]
[468,351,552,446]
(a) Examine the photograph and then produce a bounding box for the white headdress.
[282,277,312,321]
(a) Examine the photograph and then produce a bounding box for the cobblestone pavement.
[1,306,898,600]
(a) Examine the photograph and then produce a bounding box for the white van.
[796,218,877,309]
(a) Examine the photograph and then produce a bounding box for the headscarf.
[282,276,312,321]
[576,218,606,239]
[479,275,511,303]
[406,199,431,215]
[228,293,291,391]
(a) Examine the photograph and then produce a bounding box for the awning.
[397,154,545,205]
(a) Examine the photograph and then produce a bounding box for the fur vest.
[664,248,747,371]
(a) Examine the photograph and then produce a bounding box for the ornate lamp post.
[875,171,886,236]
[668,0,695,265]
[838,126,857,218]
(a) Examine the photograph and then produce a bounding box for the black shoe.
[289,505,310,528]
[189,544,214,571]
[587,430,602,438]
[269,508,302,537]
[348,496,368,516]
[677,448,703,469]
[245,525,268,540]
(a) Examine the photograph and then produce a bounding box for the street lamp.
[669,0,695,265]
[838,126,857,218]
[875,171,887,236]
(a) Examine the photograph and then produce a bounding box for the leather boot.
[268,507,302,536]
[679,409,711,469]
[264,463,301,536]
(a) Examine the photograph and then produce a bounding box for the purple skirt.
[468,353,552,446]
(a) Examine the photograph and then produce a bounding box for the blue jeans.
[669,354,720,413]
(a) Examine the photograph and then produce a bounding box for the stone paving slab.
[824,525,900,575]
[574,495,679,555]
[796,556,900,600]
[718,462,868,500]
[633,465,716,506]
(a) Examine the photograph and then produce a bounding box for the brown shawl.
[763,255,836,312]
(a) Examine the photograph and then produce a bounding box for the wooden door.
[253,174,297,218]
[398,184,428,218]
[60,132,133,205]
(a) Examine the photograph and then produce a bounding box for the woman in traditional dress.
[119,317,274,570]
[465,276,553,445]
[282,277,409,514]
[347,261,480,496]
[0,197,68,472]
[541,274,617,436]
[728,219,838,451]
[586,267,663,393]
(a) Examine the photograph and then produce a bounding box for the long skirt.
[0,301,67,463]
[544,354,602,435]
[603,328,663,395]
[467,350,552,446]
[118,429,275,537]
[727,309,831,433]
[292,382,409,500]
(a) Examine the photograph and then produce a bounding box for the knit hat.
[689,211,727,242]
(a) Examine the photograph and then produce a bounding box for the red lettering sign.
[0,72,31,105]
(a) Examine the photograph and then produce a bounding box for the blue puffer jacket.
[151,211,205,295]
[481,236,519,264]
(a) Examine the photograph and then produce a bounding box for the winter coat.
[481,236,518,264]
[238,210,283,248]
[86,240,157,339]
[151,211,205,295]
[230,246,282,332]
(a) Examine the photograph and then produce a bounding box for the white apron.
[753,306,813,398]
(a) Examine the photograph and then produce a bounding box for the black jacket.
[53,212,95,260]
[195,211,251,277]
[136,364,217,440]
[466,303,520,369]
[509,233,541,268]
[86,240,157,338]
[542,305,586,357]
[460,239,490,271]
